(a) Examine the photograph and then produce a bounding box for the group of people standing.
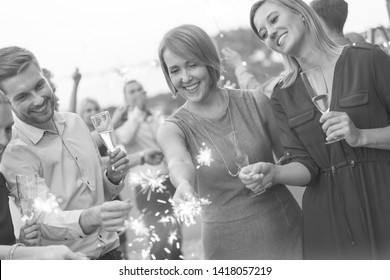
[1,0,390,260]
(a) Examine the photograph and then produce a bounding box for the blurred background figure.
[309,0,350,45]
[221,47,281,98]
[345,32,367,44]
[115,80,182,260]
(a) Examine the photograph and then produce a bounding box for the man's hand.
[106,148,130,183]
[19,217,41,246]
[100,200,133,232]
[79,200,132,234]
[72,68,82,85]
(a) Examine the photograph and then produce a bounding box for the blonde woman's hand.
[320,111,362,146]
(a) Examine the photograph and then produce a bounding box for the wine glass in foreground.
[300,66,343,144]
[16,173,38,221]
[91,111,116,152]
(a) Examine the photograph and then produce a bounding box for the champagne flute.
[91,111,116,152]
[16,173,38,221]
[300,66,343,144]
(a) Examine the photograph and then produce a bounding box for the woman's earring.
[301,15,305,22]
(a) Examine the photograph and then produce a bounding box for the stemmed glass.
[91,111,116,152]
[16,173,38,221]
[300,66,343,144]
[91,110,130,175]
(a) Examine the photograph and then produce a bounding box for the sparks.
[130,169,168,201]
[195,142,213,169]
[167,230,178,245]
[172,196,211,227]
[33,193,61,214]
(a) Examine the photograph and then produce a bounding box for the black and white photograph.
[1,0,390,279]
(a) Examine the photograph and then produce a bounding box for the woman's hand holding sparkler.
[172,181,196,204]
[239,162,275,196]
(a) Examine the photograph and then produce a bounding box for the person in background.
[249,0,390,259]
[157,24,302,259]
[309,0,350,45]
[221,47,281,98]
[76,95,167,259]
[115,80,182,260]
[221,47,263,93]
[345,32,366,44]
[0,46,132,260]
[68,68,82,113]
[0,92,87,260]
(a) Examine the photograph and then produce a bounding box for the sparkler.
[172,196,211,227]
[195,142,213,169]
[129,169,168,201]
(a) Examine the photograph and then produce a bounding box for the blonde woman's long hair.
[250,0,344,88]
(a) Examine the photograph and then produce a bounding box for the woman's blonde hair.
[249,0,343,88]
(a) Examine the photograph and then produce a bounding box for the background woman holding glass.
[244,0,390,259]
[157,24,302,259]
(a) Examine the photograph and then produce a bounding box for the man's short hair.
[0,46,40,91]
[310,0,348,34]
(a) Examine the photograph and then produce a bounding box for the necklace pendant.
[227,170,240,177]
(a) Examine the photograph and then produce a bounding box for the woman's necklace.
[185,91,240,177]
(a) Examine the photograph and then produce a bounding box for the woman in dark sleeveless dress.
[157,24,302,259]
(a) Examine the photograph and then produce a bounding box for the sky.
[0,0,389,110]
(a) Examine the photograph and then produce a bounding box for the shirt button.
[75,156,78,161]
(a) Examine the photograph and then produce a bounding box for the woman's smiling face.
[253,1,307,56]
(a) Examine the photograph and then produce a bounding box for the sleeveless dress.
[0,173,16,245]
[166,88,302,259]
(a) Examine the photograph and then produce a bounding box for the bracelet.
[7,243,25,260]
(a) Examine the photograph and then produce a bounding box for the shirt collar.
[14,111,67,145]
